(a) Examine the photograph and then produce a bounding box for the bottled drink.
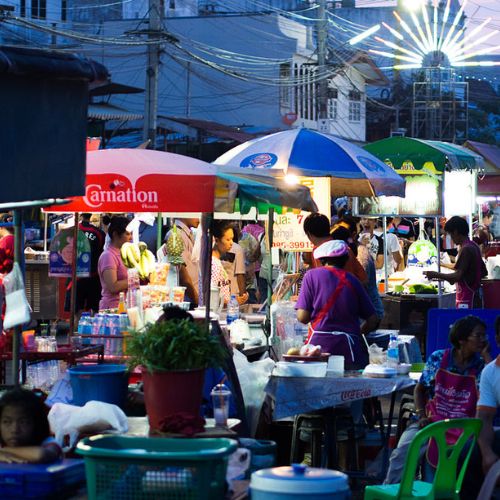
[226,295,240,325]
[387,332,399,368]
[118,292,126,314]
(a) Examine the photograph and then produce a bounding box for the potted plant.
[127,318,225,432]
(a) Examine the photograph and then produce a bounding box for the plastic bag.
[233,349,275,437]
[48,401,128,451]
[407,230,438,268]
[3,262,31,329]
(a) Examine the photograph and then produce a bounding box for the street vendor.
[424,216,487,309]
[295,240,379,370]
[97,216,131,310]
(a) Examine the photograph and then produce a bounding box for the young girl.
[0,388,62,463]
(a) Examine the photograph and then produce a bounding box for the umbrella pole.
[383,216,389,293]
[201,213,214,324]
[43,212,48,252]
[435,216,443,308]
[69,213,79,337]
[267,208,274,310]
[156,212,162,251]
[12,209,24,387]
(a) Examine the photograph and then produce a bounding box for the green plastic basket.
[76,435,238,500]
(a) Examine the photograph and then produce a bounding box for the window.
[279,64,291,107]
[61,0,66,21]
[349,101,361,122]
[31,0,46,19]
[349,89,361,101]
[328,99,337,120]
[20,0,26,17]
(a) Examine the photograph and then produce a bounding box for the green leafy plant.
[127,319,226,372]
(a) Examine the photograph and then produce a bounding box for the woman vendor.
[384,315,490,484]
[296,240,379,370]
[97,216,131,310]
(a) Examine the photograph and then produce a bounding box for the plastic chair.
[364,418,482,500]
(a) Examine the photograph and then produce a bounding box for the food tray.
[282,353,330,362]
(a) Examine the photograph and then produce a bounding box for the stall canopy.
[214,128,406,198]
[464,141,500,196]
[42,148,318,214]
[364,137,485,172]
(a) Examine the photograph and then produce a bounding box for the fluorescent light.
[348,25,380,45]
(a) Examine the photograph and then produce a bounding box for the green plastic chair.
[364,418,482,500]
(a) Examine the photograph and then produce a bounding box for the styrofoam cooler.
[250,464,350,499]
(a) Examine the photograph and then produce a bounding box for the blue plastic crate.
[0,459,85,499]
[426,308,500,356]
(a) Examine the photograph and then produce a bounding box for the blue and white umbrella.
[215,128,406,198]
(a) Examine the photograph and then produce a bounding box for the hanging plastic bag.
[3,262,31,330]
[407,229,438,268]
[48,401,128,451]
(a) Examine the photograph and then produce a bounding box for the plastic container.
[210,383,231,427]
[76,435,238,500]
[226,294,240,325]
[0,459,85,499]
[69,364,128,407]
[273,361,327,378]
[250,464,350,499]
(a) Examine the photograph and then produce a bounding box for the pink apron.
[456,239,484,309]
[425,349,478,467]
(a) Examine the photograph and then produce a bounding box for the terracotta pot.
[142,367,205,431]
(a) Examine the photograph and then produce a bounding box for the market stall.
[360,137,486,336]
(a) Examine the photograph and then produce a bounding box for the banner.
[49,227,91,278]
[272,177,330,252]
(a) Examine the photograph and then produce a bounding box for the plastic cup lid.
[250,465,349,494]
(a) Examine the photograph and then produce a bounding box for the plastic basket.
[76,435,238,500]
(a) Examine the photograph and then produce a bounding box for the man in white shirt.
[461,316,500,498]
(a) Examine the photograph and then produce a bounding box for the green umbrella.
[364,137,484,172]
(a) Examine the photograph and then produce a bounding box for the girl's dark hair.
[159,305,193,323]
[319,253,349,269]
[102,215,111,226]
[0,389,50,446]
[449,315,487,348]
[212,220,234,239]
[108,216,130,240]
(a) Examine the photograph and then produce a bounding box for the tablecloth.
[265,374,415,420]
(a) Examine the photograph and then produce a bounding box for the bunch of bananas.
[121,241,156,280]
[165,224,185,265]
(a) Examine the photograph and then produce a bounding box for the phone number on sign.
[273,241,313,251]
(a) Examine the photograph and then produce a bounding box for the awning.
[88,103,142,121]
[478,175,500,196]
[464,140,500,174]
[364,137,484,172]
[90,82,144,97]
[158,116,256,144]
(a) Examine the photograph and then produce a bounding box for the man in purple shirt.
[296,240,378,369]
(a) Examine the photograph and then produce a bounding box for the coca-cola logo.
[84,183,159,209]
[340,388,371,401]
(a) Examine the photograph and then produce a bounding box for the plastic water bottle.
[387,332,400,368]
[226,295,240,325]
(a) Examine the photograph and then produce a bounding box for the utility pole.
[143,0,163,147]
[316,0,328,131]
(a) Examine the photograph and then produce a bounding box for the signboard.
[355,160,443,217]
[272,177,330,252]
[49,227,91,278]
